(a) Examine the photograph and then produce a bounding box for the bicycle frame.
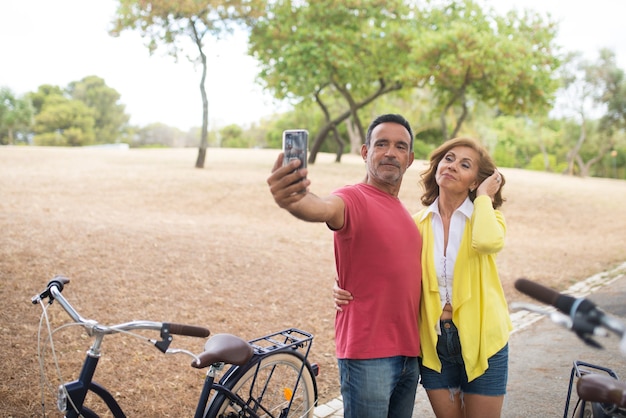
[62,355,124,418]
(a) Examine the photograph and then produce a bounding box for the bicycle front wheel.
[206,351,317,418]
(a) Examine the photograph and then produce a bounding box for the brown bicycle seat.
[577,374,626,407]
[191,333,254,369]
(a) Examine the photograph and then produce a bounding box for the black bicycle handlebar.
[515,278,625,343]
[577,374,626,408]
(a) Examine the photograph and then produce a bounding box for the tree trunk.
[332,126,345,162]
[192,21,208,169]
[309,116,349,163]
[313,88,345,163]
[536,119,551,171]
[309,79,403,163]
[566,118,587,175]
[333,82,365,144]
[574,137,613,178]
[346,119,361,155]
[450,99,468,139]
[440,69,470,141]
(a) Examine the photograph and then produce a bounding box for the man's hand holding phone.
[282,129,308,172]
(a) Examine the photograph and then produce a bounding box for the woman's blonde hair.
[420,137,505,209]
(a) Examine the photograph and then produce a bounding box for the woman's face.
[435,145,480,194]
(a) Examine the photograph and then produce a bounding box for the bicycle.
[513,278,626,418]
[31,275,319,418]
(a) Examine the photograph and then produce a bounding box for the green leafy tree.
[409,0,560,140]
[219,124,247,148]
[33,94,96,146]
[526,153,560,172]
[249,0,419,162]
[556,50,623,177]
[134,122,191,147]
[67,76,129,144]
[110,0,265,168]
[27,84,64,115]
[0,87,34,145]
[590,49,626,134]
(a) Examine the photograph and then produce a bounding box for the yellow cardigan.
[414,195,513,382]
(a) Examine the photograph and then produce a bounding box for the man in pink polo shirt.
[267,114,422,418]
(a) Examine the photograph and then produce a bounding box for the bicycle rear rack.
[563,360,620,418]
[248,328,314,357]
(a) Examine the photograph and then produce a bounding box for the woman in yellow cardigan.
[416,137,511,417]
[335,137,512,418]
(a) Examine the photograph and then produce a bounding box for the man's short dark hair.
[365,114,414,150]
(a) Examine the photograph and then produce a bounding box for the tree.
[0,87,34,145]
[32,94,96,146]
[23,80,128,147]
[110,0,265,168]
[556,50,622,177]
[219,124,247,148]
[135,122,189,147]
[409,0,560,140]
[27,84,64,115]
[67,76,129,144]
[249,0,419,163]
[591,49,626,133]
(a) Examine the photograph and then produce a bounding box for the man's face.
[361,122,414,187]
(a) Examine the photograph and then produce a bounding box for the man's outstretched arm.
[267,153,345,230]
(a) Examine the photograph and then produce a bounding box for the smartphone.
[282,129,308,170]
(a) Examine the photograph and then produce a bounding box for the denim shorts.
[420,320,508,396]
[338,356,420,418]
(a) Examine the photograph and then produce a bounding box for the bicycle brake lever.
[31,276,71,304]
[576,332,604,349]
[572,315,608,349]
[154,326,173,353]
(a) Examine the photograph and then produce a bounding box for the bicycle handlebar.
[514,278,625,346]
[32,275,210,339]
[514,278,626,413]
[577,374,626,408]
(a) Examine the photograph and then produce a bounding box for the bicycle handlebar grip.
[48,275,70,291]
[515,278,578,315]
[32,275,71,303]
[515,278,560,306]
[165,323,210,338]
[577,374,626,407]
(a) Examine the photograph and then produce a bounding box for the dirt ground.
[1,146,626,417]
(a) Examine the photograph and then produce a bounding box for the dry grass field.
[1,146,626,417]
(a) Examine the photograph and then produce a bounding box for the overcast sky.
[1,0,624,131]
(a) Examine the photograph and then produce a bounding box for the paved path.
[313,262,626,418]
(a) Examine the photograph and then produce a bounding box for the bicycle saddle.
[192,333,254,369]
[577,374,626,408]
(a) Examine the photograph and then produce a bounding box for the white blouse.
[426,197,474,310]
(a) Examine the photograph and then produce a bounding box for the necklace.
[439,256,451,305]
